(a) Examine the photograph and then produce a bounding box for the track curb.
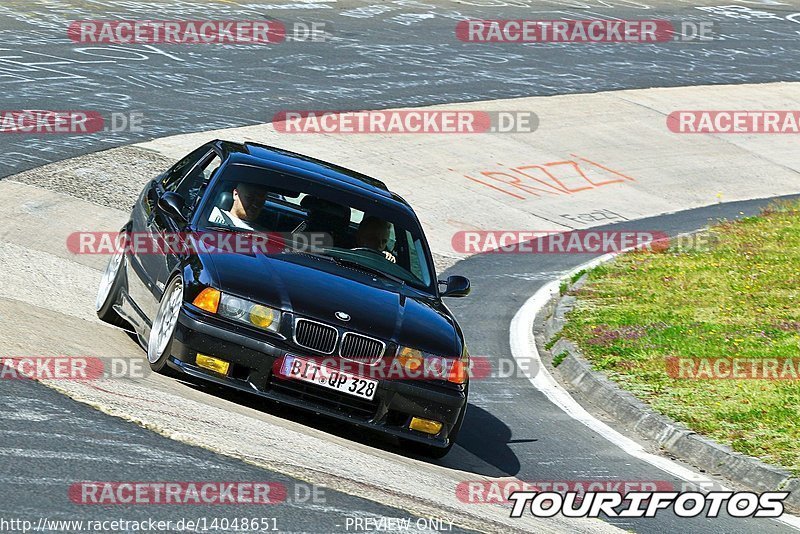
[535,242,800,513]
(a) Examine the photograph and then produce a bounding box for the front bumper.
[169,307,468,449]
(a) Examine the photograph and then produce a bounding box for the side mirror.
[440,275,471,298]
[158,192,188,224]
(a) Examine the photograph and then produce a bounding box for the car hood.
[201,247,461,356]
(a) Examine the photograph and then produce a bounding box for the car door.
[126,145,214,322]
[152,149,223,296]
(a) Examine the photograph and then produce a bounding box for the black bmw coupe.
[96,140,471,457]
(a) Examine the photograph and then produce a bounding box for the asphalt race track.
[2,1,800,533]
[0,0,799,176]
[445,195,800,533]
[1,376,479,534]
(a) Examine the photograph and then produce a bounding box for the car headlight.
[193,288,281,333]
[395,345,469,384]
[219,294,281,332]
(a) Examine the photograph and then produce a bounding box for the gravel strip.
[5,147,173,211]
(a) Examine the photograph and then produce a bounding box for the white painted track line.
[509,254,800,530]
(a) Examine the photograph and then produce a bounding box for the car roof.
[216,140,412,207]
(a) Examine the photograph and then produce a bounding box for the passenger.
[356,216,396,263]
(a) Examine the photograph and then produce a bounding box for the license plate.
[280,355,378,401]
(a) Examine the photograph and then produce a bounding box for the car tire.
[95,245,130,329]
[147,274,184,374]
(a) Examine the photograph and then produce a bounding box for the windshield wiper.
[327,256,406,286]
[201,224,241,233]
[276,248,406,285]
[301,250,341,263]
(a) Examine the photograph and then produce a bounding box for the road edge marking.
[509,246,800,530]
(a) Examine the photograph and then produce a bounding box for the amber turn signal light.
[193,287,221,313]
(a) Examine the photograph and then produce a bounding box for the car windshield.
[196,163,435,292]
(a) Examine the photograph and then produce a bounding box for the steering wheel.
[351,247,396,263]
[350,247,386,256]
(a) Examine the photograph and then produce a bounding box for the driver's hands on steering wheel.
[352,247,396,263]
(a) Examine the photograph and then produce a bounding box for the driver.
[209,182,269,231]
[355,216,396,263]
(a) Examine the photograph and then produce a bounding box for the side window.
[177,153,222,215]
[200,154,222,182]
[160,146,210,192]
[387,224,396,253]
[411,236,430,285]
[396,230,426,284]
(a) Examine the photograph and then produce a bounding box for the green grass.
[544,335,561,351]
[552,351,569,367]
[561,201,800,475]
[570,269,587,284]
[559,281,569,296]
